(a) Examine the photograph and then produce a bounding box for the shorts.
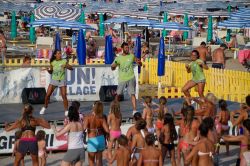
[117,77,136,95]
[50,79,66,87]
[63,148,85,164]
[212,63,224,69]
[87,135,106,152]
[18,140,38,155]
[192,79,206,84]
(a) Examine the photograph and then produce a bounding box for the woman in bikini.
[216,99,230,155]
[142,96,154,133]
[160,113,177,165]
[83,101,109,166]
[107,101,122,160]
[137,133,163,166]
[154,96,168,148]
[231,103,250,132]
[131,119,148,165]
[5,104,50,166]
[176,106,200,166]
[126,112,142,147]
[223,119,250,166]
[185,122,215,166]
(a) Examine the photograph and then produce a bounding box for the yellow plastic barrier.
[1,58,106,66]
[140,59,250,102]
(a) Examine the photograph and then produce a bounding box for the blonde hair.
[93,101,103,116]
[206,93,217,105]
[110,101,121,119]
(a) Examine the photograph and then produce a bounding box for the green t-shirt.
[113,54,135,82]
[189,59,205,82]
[51,59,67,81]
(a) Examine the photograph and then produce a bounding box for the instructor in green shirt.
[111,42,142,114]
[182,50,208,105]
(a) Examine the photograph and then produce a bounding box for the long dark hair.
[21,104,34,127]
[50,49,60,63]
[158,96,167,120]
[164,113,177,141]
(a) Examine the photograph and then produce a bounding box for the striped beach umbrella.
[53,8,81,21]
[29,18,64,27]
[11,11,17,40]
[35,4,62,19]
[29,14,36,44]
[150,22,191,31]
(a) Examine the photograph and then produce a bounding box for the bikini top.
[198,151,213,158]
[21,117,36,132]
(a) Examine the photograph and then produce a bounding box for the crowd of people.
[4,93,250,166]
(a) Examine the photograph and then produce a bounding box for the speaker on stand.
[21,88,46,104]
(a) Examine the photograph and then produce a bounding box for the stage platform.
[0,98,240,123]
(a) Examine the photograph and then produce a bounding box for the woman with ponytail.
[5,104,50,166]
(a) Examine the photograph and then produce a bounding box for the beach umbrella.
[35,4,62,19]
[104,35,114,64]
[183,13,188,40]
[162,12,168,38]
[157,37,165,76]
[55,33,61,51]
[207,16,213,42]
[29,13,36,44]
[79,11,86,24]
[11,11,17,40]
[135,36,141,73]
[53,8,81,21]
[99,13,105,37]
[77,29,86,65]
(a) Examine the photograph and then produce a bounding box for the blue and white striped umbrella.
[150,22,192,31]
[35,4,62,19]
[29,18,64,27]
[128,19,159,27]
[53,8,81,21]
[104,17,137,24]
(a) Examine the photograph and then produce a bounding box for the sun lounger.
[36,37,54,49]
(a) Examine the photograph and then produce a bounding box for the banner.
[0,66,138,104]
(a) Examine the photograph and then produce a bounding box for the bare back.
[108,113,121,131]
[197,139,214,166]
[86,114,106,138]
[116,147,131,166]
[139,147,162,166]
[219,111,230,125]
[196,46,209,62]
[212,48,225,64]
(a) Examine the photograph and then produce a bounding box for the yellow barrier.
[1,58,105,66]
[140,59,250,102]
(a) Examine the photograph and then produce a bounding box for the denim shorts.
[50,79,66,87]
[117,77,136,95]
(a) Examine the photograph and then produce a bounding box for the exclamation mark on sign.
[92,68,95,84]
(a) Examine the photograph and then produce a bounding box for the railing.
[139,59,250,102]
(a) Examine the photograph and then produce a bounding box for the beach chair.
[36,37,54,49]
[192,37,206,47]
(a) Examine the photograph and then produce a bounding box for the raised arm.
[65,62,73,70]
[53,123,70,137]
[36,118,51,129]
[5,121,20,132]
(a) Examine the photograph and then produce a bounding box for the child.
[142,96,154,133]
[64,101,84,126]
[137,133,163,166]
[216,99,230,155]
[108,101,122,160]
[13,130,24,166]
[160,113,177,165]
[36,130,47,166]
[154,96,168,147]
[223,119,250,166]
[109,135,131,166]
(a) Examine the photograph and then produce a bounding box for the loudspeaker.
[21,88,46,104]
[99,85,124,102]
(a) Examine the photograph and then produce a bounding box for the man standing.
[212,43,227,69]
[111,42,142,114]
[196,41,210,64]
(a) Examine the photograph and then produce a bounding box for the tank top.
[68,131,84,149]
